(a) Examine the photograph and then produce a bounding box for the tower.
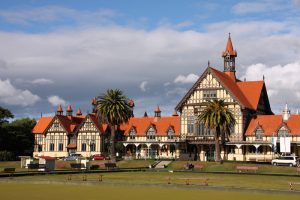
[66,105,73,116]
[56,105,63,115]
[282,103,291,121]
[222,33,237,80]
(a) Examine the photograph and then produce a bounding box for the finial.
[229,32,231,38]
[263,75,265,81]
[208,60,210,67]
[244,77,246,82]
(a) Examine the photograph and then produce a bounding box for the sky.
[0,0,300,119]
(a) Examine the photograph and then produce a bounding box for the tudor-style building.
[175,34,273,161]
[32,34,300,161]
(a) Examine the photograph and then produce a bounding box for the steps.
[155,161,172,169]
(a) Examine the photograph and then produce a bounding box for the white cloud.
[30,78,54,85]
[232,0,289,15]
[174,73,199,84]
[139,81,148,92]
[0,79,40,106]
[242,61,300,113]
[48,95,67,107]
[0,6,116,25]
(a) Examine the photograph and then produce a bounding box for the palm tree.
[198,99,235,162]
[96,89,133,163]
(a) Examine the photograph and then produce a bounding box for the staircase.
[155,160,172,169]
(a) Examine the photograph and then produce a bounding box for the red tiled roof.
[237,81,264,110]
[120,116,180,136]
[32,117,54,134]
[245,115,300,136]
[210,68,253,109]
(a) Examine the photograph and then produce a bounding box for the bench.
[27,163,39,170]
[289,182,300,190]
[104,163,117,170]
[2,168,15,176]
[194,164,204,170]
[176,177,209,186]
[236,165,258,173]
[70,163,84,170]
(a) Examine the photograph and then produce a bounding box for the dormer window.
[146,127,155,140]
[255,127,263,141]
[167,128,174,140]
[129,128,136,140]
[278,126,289,137]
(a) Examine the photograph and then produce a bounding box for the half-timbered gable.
[76,114,103,156]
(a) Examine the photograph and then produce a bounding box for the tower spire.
[222,33,237,81]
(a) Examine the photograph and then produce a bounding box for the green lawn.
[3,171,300,191]
[0,182,299,200]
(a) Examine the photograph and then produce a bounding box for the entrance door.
[204,145,215,161]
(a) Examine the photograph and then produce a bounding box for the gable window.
[129,129,136,140]
[255,127,263,141]
[278,126,289,137]
[53,122,59,128]
[146,127,156,140]
[187,116,194,134]
[167,128,174,140]
[203,90,217,99]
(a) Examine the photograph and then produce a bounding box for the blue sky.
[0,0,300,119]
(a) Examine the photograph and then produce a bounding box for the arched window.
[146,127,155,140]
[255,127,263,141]
[129,128,136,140]
[167,128,174,140]
[278,126,289,137]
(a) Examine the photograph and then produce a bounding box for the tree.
[0,106,13,125]
[198,99,235,162]
[96,89,133,162]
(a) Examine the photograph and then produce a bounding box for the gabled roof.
[245,115,300,136]
[120,116,180,136]
[32,117,54,134]
[237,80,264,110]
[176,67,263,111]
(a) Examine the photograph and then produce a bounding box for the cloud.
[242,61,300,113]
[48,95,67,107]
[139,81,148,92]
[0,6,116,26]
[174,73,199,84]
[0,79,40,106]
[30,78,54,85]
[232,0,289,15]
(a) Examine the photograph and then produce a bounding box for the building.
[32,35,300,161]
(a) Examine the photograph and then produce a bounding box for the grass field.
[2,171,300,191]
[0,182,299,200]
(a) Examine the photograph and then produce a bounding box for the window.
[196,122,213,136]
[203,90,217,99]
[129,129,136,140]
[278,126,289,137]
[146,127,155,140]
[255,127,263,141]
[49,135,55,151]
[58,143,64,151]
[38,144,43,152]
[81,143,87,151]
[50,143,55,151]
[228,146,235,154]
[167,128,174,140]
[90,143,96,151]
[187,116,194,134]
[53,122,59,128]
